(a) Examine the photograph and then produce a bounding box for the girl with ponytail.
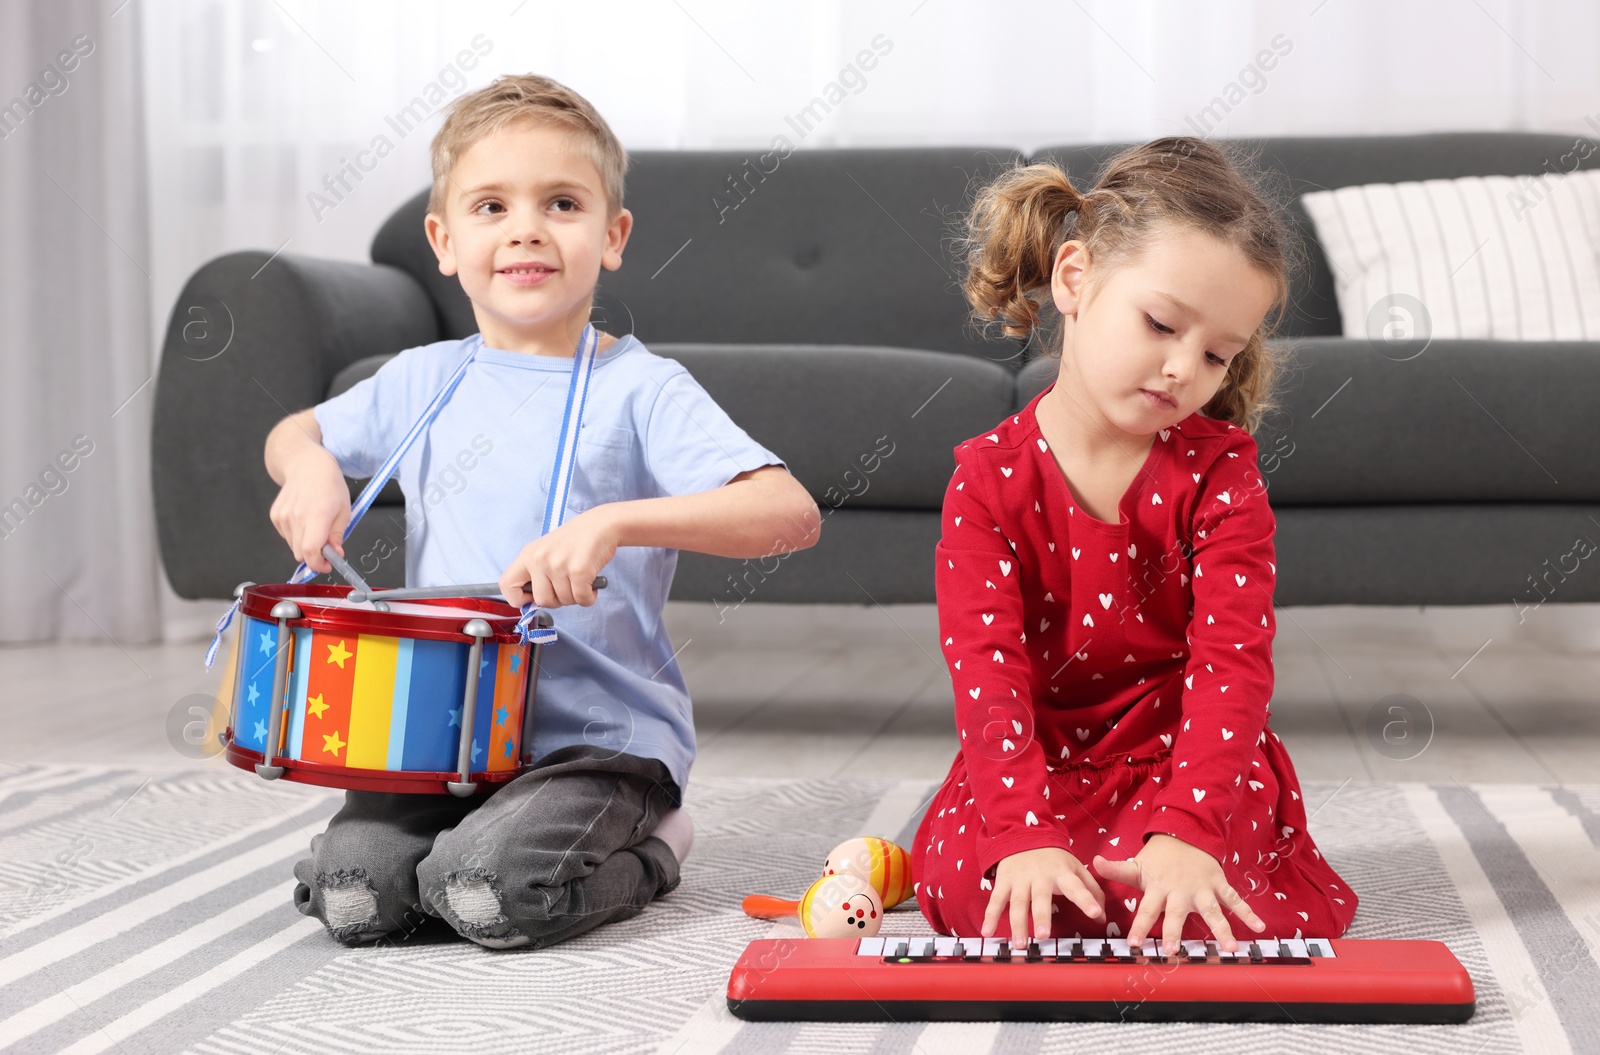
[913,137,1357,954]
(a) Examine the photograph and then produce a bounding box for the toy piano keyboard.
[727,934,1475,1023]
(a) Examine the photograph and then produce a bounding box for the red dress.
[912,383,1358,941]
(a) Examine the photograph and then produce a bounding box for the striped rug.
[0,763,1597,1054]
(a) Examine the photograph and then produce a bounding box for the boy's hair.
[427,73,628,220]
[959,137,1300,434]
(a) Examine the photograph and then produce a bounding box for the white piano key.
[1106,938,1130,957]
[1281,938,1308,958]
[857,937,885,956]
[1183,940,1209,959]
[1036,938,1058,956]
[1138,938,1161,957]
[935,936,959,956]
[1082,938,1106,958]
[982,937,1005,957]
[1304,937,1337,958]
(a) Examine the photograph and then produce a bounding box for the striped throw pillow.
[1301,171,1600,341]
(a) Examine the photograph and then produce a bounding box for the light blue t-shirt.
[313,334,785,794]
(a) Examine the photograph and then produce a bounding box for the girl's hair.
[428,74,628,219]
[960,136,1298,433]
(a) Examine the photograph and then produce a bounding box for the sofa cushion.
[371,148,1028,363]
[1301,171,1600,341]
[1016,338,1600,504]
[652,343,1014,509]
[1031,132,1594,344]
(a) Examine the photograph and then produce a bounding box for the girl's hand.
[268,447,351,574]
[1093,833,1266,954]
[981,846,1107,942]
[500,507,619,608]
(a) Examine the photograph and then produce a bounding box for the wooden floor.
[4,603,1597,785]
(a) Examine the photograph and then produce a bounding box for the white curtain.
[4,0,1600,641]
[0,0,161,644]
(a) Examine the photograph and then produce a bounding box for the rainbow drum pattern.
[222,584,535,795]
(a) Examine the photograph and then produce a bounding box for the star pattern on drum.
[225,601,535,790]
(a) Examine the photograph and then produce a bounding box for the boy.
[263,74,819,950]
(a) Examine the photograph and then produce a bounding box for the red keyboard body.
[727,935,1475,1023]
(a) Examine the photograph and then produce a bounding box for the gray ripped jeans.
[292,745,682,950]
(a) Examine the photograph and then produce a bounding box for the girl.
[912,137,1357,955]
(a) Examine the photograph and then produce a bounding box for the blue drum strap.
[206,325,599,666]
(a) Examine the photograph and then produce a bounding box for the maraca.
[822,836,914,909]
[742,873,884,938]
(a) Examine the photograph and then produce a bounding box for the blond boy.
[263,75,818,948]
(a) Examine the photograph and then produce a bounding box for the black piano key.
[893,941,909,959]
[996,940,1012,961]
[1308,941,1326,958]
[1071,939,1085,959]
[951,941,968,958]
[1248,942,1263,962]
[1026,941,1042,961]
[1204,940,1219,960]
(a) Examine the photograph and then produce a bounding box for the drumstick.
[347,577,608,604]
[320,544,391,611]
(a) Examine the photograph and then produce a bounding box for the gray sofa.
[153,132,1600,609]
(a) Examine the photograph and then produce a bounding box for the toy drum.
[220,583,551,796]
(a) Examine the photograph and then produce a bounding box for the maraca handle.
[741,894,801,919]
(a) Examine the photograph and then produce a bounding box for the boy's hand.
[1093,832,1266,954]
[268,447,351,575]
[500,507,619,609]
[981,846,1106,942]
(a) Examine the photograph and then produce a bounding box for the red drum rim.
[237,583,528,645]
[223,741,518,795]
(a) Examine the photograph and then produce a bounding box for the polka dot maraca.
[798,872,884,938]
